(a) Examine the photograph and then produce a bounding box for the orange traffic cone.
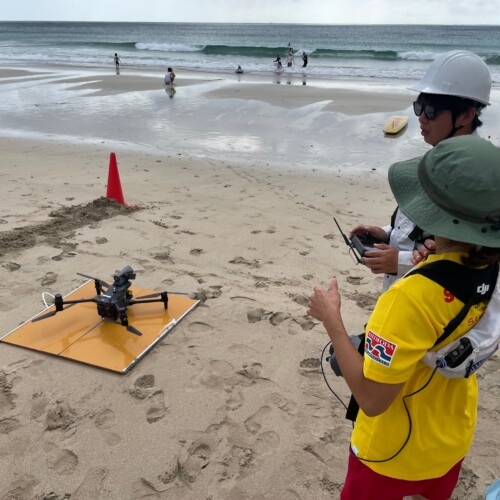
[106,153,135,207]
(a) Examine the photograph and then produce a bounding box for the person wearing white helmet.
[411,50,490,145]
[350,50,492,292]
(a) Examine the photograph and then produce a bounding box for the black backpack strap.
[389,206,398,229]
[406,261,498,347]
[407,225,434,245]
[345,333,365,422]
[390,207,431,246]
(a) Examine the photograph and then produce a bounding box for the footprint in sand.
[254,430,280,456]
[72,467,108,499]
[93,408,121,446]
[46,445,79,475]
[228,256,260,268]
[180,441,212,483]
[146,390,168,424]
[347,291,378,310]
[289,293,309,307]
[188,321,214,333]
[41,271,58,286]
[238,363,263,381]
[0,372,15,415]
[298,358,321,378]
[269,311,291,326]
[45,401,77,432]
[152,435,218,488]
[30,393,49,421]
[226,391,244,411]
[1,261,21,272]
[244,406,272,435]
[247,307,266,323]
[346,275,364,285]
[189,248,204,255]
[266,393,298,415]
[287,317,316,335]
[190,360,258,392]
[129,374,155,399]
[2,476,40,500]
[0,417,21,434]
[94,408,116,429]
[129,374,168,423]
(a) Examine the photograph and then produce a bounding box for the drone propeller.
[76,273,111,289]
[136,292,163,299]
[32,302,77,323]
[136,291,188,299]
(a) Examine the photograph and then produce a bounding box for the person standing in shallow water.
[302,52,308,68]
[164,67,176,85]
[114,53,121,74]
[274,54,282,70]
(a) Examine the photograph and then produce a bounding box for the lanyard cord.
[321,337,440,463]
[353,365,439,463]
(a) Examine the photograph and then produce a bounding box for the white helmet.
[410,50,491,105]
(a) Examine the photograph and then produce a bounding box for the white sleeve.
[398,250,414,268]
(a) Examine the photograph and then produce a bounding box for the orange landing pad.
[1,281,200,373]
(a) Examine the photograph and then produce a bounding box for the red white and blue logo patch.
[365,331,397,367]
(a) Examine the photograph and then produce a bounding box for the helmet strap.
[447,110,464,139]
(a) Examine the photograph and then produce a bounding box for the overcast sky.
[1,0,500,24]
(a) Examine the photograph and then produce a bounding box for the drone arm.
[129,291,168,309]
[60,298,98,305]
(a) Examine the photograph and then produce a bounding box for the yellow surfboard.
[384,115,409,135]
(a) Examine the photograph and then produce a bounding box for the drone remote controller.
[350,234,377,257]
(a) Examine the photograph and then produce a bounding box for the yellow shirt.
[351,252,488,480]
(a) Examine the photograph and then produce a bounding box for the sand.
[0,65,498,499]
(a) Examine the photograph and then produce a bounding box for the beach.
[0,65,499,499]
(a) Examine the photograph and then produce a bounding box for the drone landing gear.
[117,308,142,337]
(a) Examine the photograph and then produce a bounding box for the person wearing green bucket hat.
[308,135,499,499]
[389,135,500,248]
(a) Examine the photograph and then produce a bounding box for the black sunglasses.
[413,101,448,120]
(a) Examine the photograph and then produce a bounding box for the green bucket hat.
[388,135,500,247]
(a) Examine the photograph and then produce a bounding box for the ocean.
[1,22,500,171]
[1,22,499,83]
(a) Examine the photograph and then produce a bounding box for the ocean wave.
[201,45,406,61]
[313,49,399,60]
[135,42,201,52]
[485,55,500,66]
[398,51,437,61]
[202,45,291,57]
[62,40,139,50]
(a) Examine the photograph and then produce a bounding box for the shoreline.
[0,63,429,173]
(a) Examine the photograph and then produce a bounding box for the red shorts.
[340,451,463,500]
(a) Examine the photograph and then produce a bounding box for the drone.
[32,265,175,336]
